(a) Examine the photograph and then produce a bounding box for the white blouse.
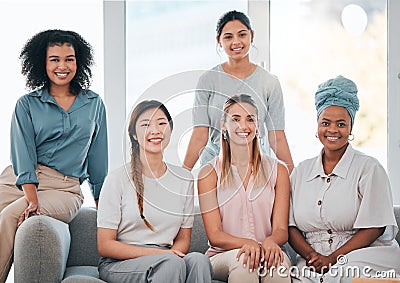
[289,144,398,254]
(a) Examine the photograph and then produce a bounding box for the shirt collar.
[305,143,355,181]
[30,88,96,112]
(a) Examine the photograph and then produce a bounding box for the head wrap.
[315,75,359,126]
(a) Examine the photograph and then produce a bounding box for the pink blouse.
[206,155,278,257]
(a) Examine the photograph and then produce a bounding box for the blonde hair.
[127,100,173,231]
[220,94,267,188]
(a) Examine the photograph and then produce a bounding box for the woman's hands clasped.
[236,238,285,273]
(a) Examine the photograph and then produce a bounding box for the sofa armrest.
[14,215,71,283]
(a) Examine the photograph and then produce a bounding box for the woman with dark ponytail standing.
[97,100,212,283]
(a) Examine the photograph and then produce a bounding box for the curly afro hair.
[19,29,94,95]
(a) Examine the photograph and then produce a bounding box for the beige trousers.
[0,165,83,283]
[210,248,292,283]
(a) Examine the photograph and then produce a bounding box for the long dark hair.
[19,29,94,95]
[127,100,173,231]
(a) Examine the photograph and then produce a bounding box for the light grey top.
[290,143,399,254]
[193,64,285,148]
[97,163,194,247]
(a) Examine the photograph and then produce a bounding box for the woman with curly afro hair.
[0,29,108,283]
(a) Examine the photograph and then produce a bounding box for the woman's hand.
[18,201,40,227]
[261,238,285,270]
[168,249,186,258]
[306,251,336,274]
[236,239,261,272]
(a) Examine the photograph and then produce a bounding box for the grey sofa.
[14,206,400,283]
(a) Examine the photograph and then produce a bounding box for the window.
[270,0,387,167]
[126,0,247,170]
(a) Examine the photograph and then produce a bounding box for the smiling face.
[134,107,172,155]
[317,105,352,154]
[217,20,253,61]
[46,43,77,89]
[222,102,258,146]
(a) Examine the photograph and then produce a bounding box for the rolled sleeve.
[15,171,38,190]
[11,97,38,189]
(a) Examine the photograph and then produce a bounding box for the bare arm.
[97,228,172,260]
[183,126,209,170]
[288,226,316,261]
[261,163,290,268]
[328,227,384,264]
[198,164,261,271]
[170,228,192,256]
[18,183,40,226]
[289,226,384,273]
[268,130,294,173]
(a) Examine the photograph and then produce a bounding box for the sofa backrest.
[394,205,400,244]
[65,205,400,267]
[66,206,100,267]
[189,207,209,253]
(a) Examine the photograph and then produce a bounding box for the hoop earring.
[348,134,354,141]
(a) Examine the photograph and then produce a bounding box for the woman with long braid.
[97,100,212,283]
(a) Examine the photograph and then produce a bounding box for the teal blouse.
[10,88,108,199]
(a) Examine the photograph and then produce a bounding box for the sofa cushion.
[66,207,100,267]
[62,266,105,283]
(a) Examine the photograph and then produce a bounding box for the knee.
[229,265,258,281]
[0,205,20,224]
[161,253,186,271]
[185,252,210,265]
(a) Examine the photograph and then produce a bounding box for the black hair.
[216,10,253,38]
[127,100,173,231]
[19,29,94,95]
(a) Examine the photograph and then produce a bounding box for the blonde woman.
[97,100,212,283]
[198,94,291,282]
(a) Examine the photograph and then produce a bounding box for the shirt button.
[327,229,332,234]
[46,153,51,158]
[64,114,68,118]
[320,278,324,283]
[317,200,322,206]
[327,177,331,183]
[328,239,333,244]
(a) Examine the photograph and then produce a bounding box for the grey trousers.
[99,252,213,283]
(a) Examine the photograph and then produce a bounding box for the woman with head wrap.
[288,75,400,282]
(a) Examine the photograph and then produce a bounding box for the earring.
[348,134,354,141]
[223,130,228,140]
[315,132,319,138]
[255,129,259,138]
